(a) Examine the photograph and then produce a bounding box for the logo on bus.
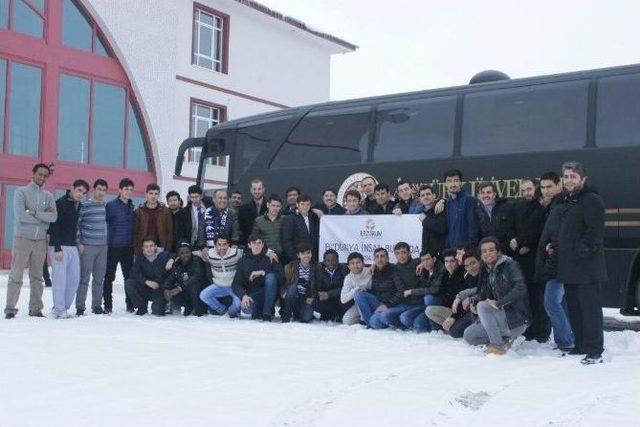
[337,172,378,204]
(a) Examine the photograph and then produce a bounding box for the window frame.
[188,97,227,166]
[60,0,112,56]
[4,0,47,39]
[191,2,229,74]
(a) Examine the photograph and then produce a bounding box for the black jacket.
[232,251,282,297]
[535,192,567,284]
[557,186,607,285]
[511,198,546,280]
[438,267,468,308]
[476,198,515,251]
[474,255,530,329]
[370,201,396,215]
[282,212,320,261]
[313,202,345,215]
[238,199,268,245]
[404,260,444,305]
[177,201,215,249]
[164,255,204,291]
[48,191,80,251]
[131,250,173,285]
[370,264,404,307]
[420,204,447,257]
[315,264,348,301]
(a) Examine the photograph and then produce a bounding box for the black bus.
[175,64,640,311]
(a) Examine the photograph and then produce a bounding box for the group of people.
[4,160,606,364]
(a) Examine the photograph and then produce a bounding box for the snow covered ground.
[1,269,639,427]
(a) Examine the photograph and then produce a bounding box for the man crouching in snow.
[125,235,174,315]
[463,236,530,355]
[163,241,207,316]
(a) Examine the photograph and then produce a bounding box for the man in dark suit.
[282,194,319,262]
[238,179,267,245]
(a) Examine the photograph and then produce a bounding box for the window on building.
[461,80,588,156]
[192,6,227,73]
[270,107,370,169]
[596,73,640,148]
[0,58,6,152]
[12,0,45,38]
[1,0,9,28]
[61,0,111,56]
[189,101,225,166]
[374,96,456,162]
[8,61,42,157]
[3,185,18,249]
[56,73,151,171]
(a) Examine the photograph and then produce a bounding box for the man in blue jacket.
[435,169,478,249]
[104,178,136,313]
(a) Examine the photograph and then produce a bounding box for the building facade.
[0,0,355,267]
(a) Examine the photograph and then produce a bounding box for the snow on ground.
[1,269,639,427]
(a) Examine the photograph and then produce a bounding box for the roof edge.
[234,0,358,51]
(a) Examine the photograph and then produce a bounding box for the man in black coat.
[463,237,530,354]
[163,241,207,316]
[314,249,348,321]
[282,194,319,262]
[416,185,447,258]
[238,179,267,245]
[557,161,607,364]
[475,182,515,252]
[510,179,549,342]
[177,185,213,250]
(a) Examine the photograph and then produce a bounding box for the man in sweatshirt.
[163,241,207,316]
[125,236,174,316]
[199,235,244,316]
[340,252,371,325]
[48,180,89,319]
[5,163,57,319]
[76,179,109,315]
[104,178,135,313]
[354,248,404,329]
[231,235,281,321]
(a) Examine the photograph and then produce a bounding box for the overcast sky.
[258,0,640,101]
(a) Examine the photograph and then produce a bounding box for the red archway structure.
[0,0,156,267]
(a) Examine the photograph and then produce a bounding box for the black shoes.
[262,314,273,322]
[5,313,15,319]
[76,309,85,316]
[581,354,604,365]
[92,307,105,315]
[29,311,45,318]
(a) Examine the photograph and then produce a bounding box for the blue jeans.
[241,272,278,319]
[379,304,410,328]
[281,283,314,322]
[544,279,574,348]
[401,294,439,332]
[200,284,241,316]
[354,291,386,329]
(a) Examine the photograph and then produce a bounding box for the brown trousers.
[5,237,47,315]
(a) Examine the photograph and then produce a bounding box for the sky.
[258,0,640,101]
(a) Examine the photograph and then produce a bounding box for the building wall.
[84,0,338,196]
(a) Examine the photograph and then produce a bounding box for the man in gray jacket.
[5,164,57,319]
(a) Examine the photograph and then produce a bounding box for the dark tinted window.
[374,96,455,162]
[462,80,588,155]
[596,73,640,148]
[271,107,370,169]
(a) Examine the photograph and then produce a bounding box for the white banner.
[319,214,422,263]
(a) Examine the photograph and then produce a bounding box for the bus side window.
[270,107,370,169]
[461,80,589,156]
[374,96,456,162]
[596,73,640,148]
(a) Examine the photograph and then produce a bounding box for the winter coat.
[13,180,57,241]
[510,198,546,282]
[370,201,396,215]
[474,255,530,329]
[313,202,346,215]
[315,264,348,301]
[133,202,173,252]
[394,258,421,305]
[438,267,468,308]
[164,255,204,291]
[282,212,320,261]
[130,250,173,285]
[238,199,268,245]
[414,260,445,297]
[252,213,284,256]
[105,197,134,247]
[557,185,607,285]
[420,203,447,257]
[535,193,567,284]
[284,260,318,297]
[476,198,515,251]
[177,201,212,249]
[445,189,478,248]
[202,205,240,247]
[396,197,422,214]
[370,264,404,307]
[231,251,282,297]
[48,192,80,251]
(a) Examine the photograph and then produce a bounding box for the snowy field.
[1,269,639,427]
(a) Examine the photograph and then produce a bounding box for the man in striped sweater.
[199,235,244,316]
[76,179,109,315]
